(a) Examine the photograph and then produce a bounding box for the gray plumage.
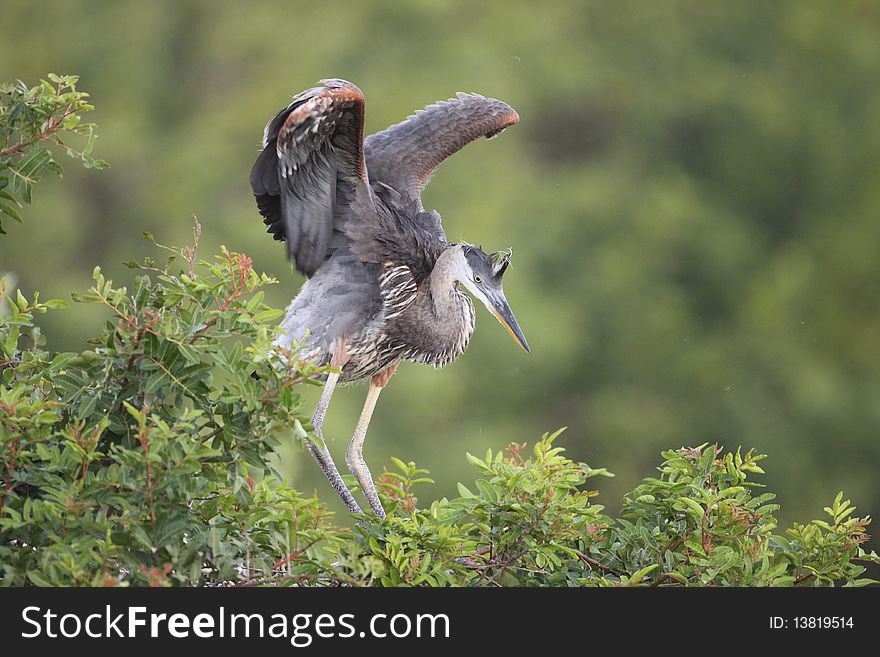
[252,79,525,382]
[250,79,528,518]
[364,91,521,209]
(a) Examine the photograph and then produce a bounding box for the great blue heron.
[250,79,528,519]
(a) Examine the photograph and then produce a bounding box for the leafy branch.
[0,73,107,233]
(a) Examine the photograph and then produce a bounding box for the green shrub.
[1,74,877,587]
[362,435,878,587]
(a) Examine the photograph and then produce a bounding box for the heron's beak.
[488,292,530,354]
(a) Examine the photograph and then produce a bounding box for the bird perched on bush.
[251,79,528,518]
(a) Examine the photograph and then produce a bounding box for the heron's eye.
[474,275,483,284]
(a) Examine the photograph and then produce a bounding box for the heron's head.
[452,244,530,353]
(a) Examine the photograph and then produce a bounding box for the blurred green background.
[2,0,878,544]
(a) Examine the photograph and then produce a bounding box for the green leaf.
[0,203,22,222]
[253,308,283,323]
[627,564,660,586]
[456,483,477,498]
[676,497,705,517]
[27,571,54,586]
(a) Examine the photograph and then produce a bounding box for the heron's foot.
[305,437,364,516]
[346,449,387,520]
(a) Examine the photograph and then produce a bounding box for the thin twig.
[577,552,622,577]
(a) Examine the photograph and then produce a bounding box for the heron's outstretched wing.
[363,93,519,206]
[250,79,372,277]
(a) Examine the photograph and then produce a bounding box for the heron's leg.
[346,362,398,519]
[307,370,363,516]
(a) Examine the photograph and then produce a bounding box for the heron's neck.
[429,247,468,315]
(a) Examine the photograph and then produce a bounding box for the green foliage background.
[1,0,878,562]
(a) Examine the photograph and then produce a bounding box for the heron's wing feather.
[363,93,519,205]
[346,183,445,284]
[250,79,372,277]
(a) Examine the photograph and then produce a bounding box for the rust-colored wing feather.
[363,93,519,205]
[250,79,372,277]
